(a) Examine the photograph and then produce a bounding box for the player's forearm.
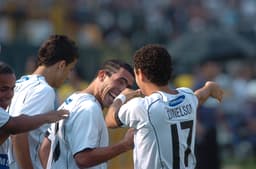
[194,85,211,106]
[11,133,34,169]
[74,141,131,168]
[39,137,51,169]
[105,100,122,128]
[6,115,47,134]
[194,81,223,106]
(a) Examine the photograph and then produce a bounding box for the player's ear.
[57,60,66,70]
[136,68,145,82]
[134,68,138,76]
[97,70,106,81]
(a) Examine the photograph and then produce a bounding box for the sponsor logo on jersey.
[64,98,73,104]
[168,95,185,107]
[16,76,30,83]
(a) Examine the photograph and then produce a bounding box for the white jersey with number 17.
[118,87,198,169]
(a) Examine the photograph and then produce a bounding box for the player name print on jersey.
[165,95,193,120]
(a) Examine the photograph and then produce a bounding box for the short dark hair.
[37,35,79,66]
[0,61,14,75]
[100,59,134,78]
[133,44,173,86]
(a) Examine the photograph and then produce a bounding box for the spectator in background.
[238,80,256,159]
[193,58,222,169]
[7,35,79,169]
[216,60,255,160]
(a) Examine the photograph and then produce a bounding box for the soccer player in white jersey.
[39,59,135,169]
[0,61,69,168]
[105,44,224,169]
[7,35,78,169]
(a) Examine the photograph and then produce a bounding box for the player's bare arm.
[74,128,134,168]
[194,81,224,107]
[0,109,69,135]
[11,133,34,169]
[39,137,51,169]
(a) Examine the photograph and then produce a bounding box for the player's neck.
[32,66,56,87]
[145,84,176,96]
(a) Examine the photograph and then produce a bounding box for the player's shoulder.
[127,97,144,105]
[176,87,194,95]
[31,82,54,97]
[127,95,161,109]
[65,93,101,112]
[16,75,54,91]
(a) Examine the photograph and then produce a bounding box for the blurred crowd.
[173,58,256,168]
[0,0,256,48]
[0,0,256,168]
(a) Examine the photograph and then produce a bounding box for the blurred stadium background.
[0,0,256,169]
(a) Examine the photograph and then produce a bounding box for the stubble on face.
[0,74,16,109]
[100,68,134,107]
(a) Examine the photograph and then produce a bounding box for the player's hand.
[45,109,69,123]
[205,81,224,102]
[121,88,143,102]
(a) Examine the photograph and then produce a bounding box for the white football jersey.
[0,108,10,169]
[47,93,108,169]
[8,75,56,169]
[118,88,198,169]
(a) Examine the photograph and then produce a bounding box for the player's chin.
[0,101,10,109]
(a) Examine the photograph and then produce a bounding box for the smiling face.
[0,73,16,109]
[99,67,134,107]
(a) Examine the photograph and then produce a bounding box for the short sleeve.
[18,86,55,116]
[65,103,104,155]
[118,97,147,129]
[178,87,198,107]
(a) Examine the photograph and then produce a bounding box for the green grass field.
[222,157,256,169]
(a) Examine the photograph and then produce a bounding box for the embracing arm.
[3,110,68,169]
[194,81,224,107]
[105,98,123,128]
[0,110,68,135]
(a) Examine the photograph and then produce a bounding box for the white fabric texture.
[118,88,198,169]
[8,75,56,169]
[47,93,108,169]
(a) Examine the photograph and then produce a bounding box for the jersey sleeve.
[16,86,55,116]
[65,103,104,155]
[118,97,148,129]
[178,87,199,108]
